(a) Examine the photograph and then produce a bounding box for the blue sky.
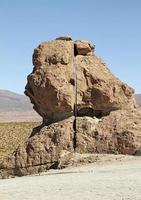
[0,0,141,94]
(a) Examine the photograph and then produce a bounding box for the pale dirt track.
[0,155,141,200]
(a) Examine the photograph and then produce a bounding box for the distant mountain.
[0,89,33,112]
[135,94,141,107]
[0,89,41,122]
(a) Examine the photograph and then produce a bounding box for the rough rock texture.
[0,36,141,178]
[74,40,95,55]
[0,117,74,177]
[25,37,137,122]
[76,56,137,114]
[76,110,141,155]
[25,39,74,121]
[56,36,72,41]
[1,109,141,178]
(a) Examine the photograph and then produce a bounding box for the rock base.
[1,109,141,178]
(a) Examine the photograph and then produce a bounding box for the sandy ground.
[0,155,141,200]
[0,111,41,122]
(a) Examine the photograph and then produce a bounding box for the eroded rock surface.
[76,56,137,114]
[0,117,74,177]
[0,36,141,178]
[25,39,74,121]
[76,109,141,155]
[25,37,137,123]
[1,109,141,178]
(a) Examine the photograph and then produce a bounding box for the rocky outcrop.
[0,117,74,177]
[25,37,137,123]
[0,36,141,178]
[1,109,141,178]
[76,109,141,155]
[25,39,74,121]
[74,40,95,55]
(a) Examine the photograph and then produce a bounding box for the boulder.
[56,35,72,41]
[1,108,141,178]
[25,37,137,123]
[0,36,141,178]
[0,117,74,177]
[74,40,95,55]
[76,55,137,114]
[76,109,141,154]
[25,39,75,121]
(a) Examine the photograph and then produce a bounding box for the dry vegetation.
[0,122,40,162]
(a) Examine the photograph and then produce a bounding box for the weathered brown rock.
[25,37,137,123]
[25,39,75,121]
[74,40,95,55]
[0,117,74,177]
[0,36,141,178]
[56,36,72,41]
[76,109,141,154]
[1,108,141,178]
[76,55,137,114]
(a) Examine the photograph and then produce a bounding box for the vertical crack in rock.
[73,115,77,149]
[72,43,77,150]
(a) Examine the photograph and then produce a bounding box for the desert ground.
[0,111,41,122]
[0,122,40,161]
[0,155,141,200]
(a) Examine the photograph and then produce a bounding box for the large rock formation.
[0,36,141,178]
[25,36,137,123]
[25,38,74,121]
